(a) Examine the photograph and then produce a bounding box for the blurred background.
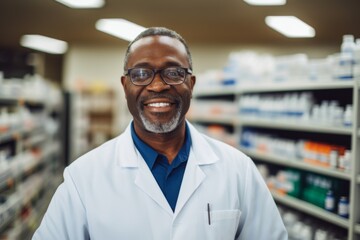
[0,0,360,239]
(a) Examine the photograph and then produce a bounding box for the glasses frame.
[124,66,193,86]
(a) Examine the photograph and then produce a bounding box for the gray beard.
[139,103,182,134]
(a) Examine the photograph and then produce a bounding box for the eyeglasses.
[124,67,192,86]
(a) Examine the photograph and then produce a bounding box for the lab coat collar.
[173,120,219,217]
[115,123,139,167]
[115,121,219,216]
[116,120,219,167]
[186,120,219,165]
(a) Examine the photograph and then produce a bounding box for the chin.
[140,112,182,134]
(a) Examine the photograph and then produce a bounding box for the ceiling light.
[55,0,104,9]
[95,19,146,42]
[244,0,286,6]
[20,35,68,54]
[265,16,316,38]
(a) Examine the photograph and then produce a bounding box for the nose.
[146,72,171,92]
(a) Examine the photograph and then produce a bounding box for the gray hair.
[123,27,193,70]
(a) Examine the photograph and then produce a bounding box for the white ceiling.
[0,0,360,49]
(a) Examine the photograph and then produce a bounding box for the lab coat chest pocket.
[204,209,241,240]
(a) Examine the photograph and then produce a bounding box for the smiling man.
[32,27,287,240]
[121,31,195,163]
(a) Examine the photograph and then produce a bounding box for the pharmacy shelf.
[0,125,43,144]
[0,94,45,105]
[272,191,349,229]
[193,51,360,240]
[355,224,360,234]
[0,174,47,238]
[236,117,353,135]
[1,57,64,238]
[193,86,239,97]
[0,169,13,192]
[23,132,48,149]
[0,194,21,232]
[0,97,18,105]
[23,144,60,176]
[187,115,235,125]
[190,115,353,135]
[1,174,63,239]
[238,81,354,93]
[240,148,352,180]
[3,142,59,189]
[0,172,51,233]
[0,130,15,143]
[0,206,18,233]
[194,81,354,97]
[0,92,21,100]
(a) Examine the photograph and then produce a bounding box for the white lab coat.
[33,121,287,240]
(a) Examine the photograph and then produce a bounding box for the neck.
[134,120,187,163]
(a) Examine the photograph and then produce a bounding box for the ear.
[190,75,196,91]
[121,75,126,87]
[189,75,196,99]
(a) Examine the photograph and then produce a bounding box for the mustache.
[139,93,181,104]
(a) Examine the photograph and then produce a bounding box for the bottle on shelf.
[0,108,10,133]
[337,34,355,80]
[353,38,360,78]
[338,150,351,172]
[337,196,349,218]
[343,104,352,127]
[314,229,329,240]
[329,149,338,169]
[325,190,335,212]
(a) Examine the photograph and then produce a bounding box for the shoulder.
[204,133,248,158]
[203,134,254,172]
[68,135,121,174]
[62,134,127,199]
[188,122,253,169]
[65,123,135,181]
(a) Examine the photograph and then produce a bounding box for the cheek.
[127,92,139,108]
[124,88,140,110]
[124,84,141,101]
[179,88,193,108]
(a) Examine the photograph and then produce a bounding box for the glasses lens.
[129,68,153,85]
[162,67,186,84]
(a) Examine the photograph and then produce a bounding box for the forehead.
[126,36,189,68]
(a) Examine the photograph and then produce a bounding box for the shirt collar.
[130,122,192,169]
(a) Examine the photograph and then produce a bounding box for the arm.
[237,160,288,240]
[32,168,89,240]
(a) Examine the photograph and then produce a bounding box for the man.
[33,27,287,240]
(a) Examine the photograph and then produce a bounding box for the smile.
[147,102,171,107]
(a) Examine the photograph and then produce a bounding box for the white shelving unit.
[355,224,360,234]
[0,85,64,239]
[236,117,353,135]
[240,148,351,180]
[189,78,360,240]
[70,88,115,162]
[271,191,349,229]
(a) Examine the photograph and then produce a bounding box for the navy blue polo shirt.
[131,122,192,212]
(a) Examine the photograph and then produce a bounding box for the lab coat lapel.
[173,150,205,217]
[174,122,219,217]
[117,124,173,215]
[134,158,173,215]
[117,122,219,218]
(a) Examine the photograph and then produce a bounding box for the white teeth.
[148,102,170,107]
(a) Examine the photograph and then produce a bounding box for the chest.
[82,166,243,240]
